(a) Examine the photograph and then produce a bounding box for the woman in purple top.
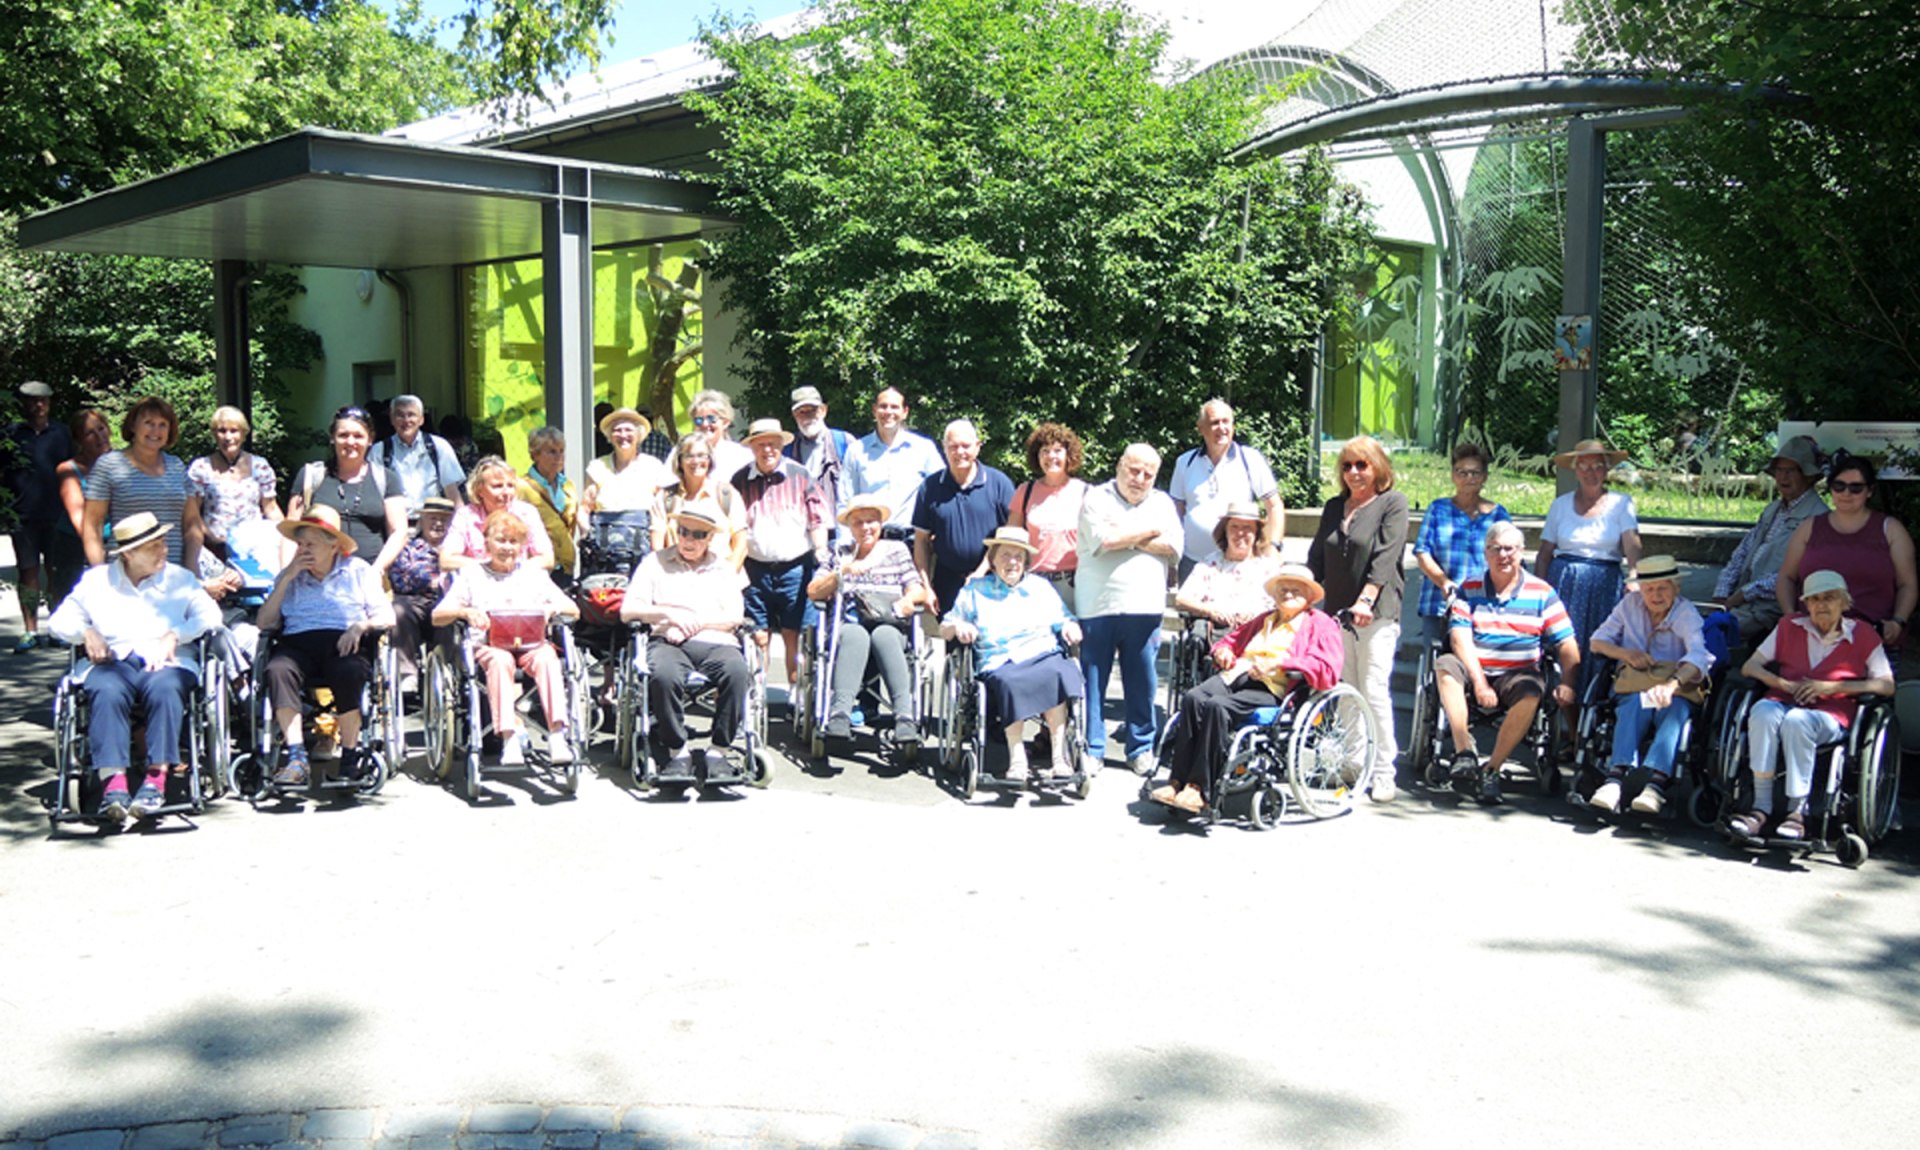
[1775,450,1916,655]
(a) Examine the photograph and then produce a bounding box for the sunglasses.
[679,527,713,541]
[691,416,723,427]
[1452,468,1486,479]
[1340,460,1370,472]
[1830,480,1870,494]
[333,406,371,423]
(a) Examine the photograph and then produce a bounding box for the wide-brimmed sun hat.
[837,493,893,526]
[598,407,650,437]
[983,526,1039,556]
[108,512,172,555]
[277,505,358,554]
[1770,435,1822,479]
[1265,563,1324,605]
[420,496,457,517]
[1634,555,1682,584]
[670,504,726,535]
[742,417,794,447]
[1552,438,1629,468]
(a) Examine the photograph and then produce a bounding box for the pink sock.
[142,769,166,790]
[102,772,129,794]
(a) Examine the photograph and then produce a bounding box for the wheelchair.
[419,617,591,802]
[612,624,771,792]
[575,509,653,734]
[1708,682,1900,867]
[791,587,931,766]
[230,628,399,804]
[1146,675,1377,828]
[938,638,1092,801]
[1564,656,1721,823]
[1409,657,1562,796]
[1154,614,1217,758]
[46,633,230,834]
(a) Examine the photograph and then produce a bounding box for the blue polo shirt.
[912,464,1014,609]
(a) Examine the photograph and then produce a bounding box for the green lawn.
[1318,447,1772,523]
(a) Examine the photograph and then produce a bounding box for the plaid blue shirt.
[1412,499,1512,618]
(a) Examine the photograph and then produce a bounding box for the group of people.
[15,375,1912,840]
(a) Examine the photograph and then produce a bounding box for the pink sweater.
[1212,608,1345,693]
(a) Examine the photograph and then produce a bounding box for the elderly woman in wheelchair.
[941,526,1084,785]
[255,505,395,787]
[805,493,931,755]
[49,512,223,823]
[1727,569,1894,845]
[431,508,582,768]
[1582,555,1714,816]
[1151,564,1343,815]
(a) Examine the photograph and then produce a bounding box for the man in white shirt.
[49,512,223,823]
[838,386,944,536]
[373,395,466,515]
[1168,398,1284,577]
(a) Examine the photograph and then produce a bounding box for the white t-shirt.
[586,453,673,514]
[1075,481,1182,617]
[1167,442,1278,564]
[1541,490,1639,561]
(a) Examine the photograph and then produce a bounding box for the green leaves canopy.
[691,0,1371,497]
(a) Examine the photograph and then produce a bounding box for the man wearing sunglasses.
[1712,436,1826,645]
[621,504,751,778]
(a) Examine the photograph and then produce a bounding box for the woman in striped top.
[81,396,204,571]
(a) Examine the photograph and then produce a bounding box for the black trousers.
[265,630,372,715]
[1167,674,1287,798]
[646,639,751,751]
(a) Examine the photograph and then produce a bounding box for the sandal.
[1774,810,1807,842]
[1726,809,1768,842]
[1149,784,1180,807]
[1172,787,1206,814]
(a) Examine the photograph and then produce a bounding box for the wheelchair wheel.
[1248,782,1285,830]
[1407,647,1436,778]
[1852,705,1900,843]
[1286,684,1376,820]
[201,659,232,798]
[614,645,638,778]
[750,749,773,789]
[959,747,979,799]
[422,650,457,781]
[1837,831,1870,868]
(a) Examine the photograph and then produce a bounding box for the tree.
[689,0,1372,499]
[1566,0,1920,422]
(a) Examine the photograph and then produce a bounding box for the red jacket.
[1212,608,1344,693]
[1764,614,1883,728]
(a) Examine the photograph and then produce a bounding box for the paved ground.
[5,540,1919,1149]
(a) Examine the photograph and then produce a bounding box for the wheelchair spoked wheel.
[1247,781,1286,830]
[1852,705,1900,846]
[201,660,233,799]
[1408,648,1436,780]
[422,651,458,783]
[959,747,980,799]
[1286,683,1377,820]
[459,668,484,804]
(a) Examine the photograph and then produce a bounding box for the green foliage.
[690,0,1372,503]
[1566,0,1920,421]
[452,0,619,126]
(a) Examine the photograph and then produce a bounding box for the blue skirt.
[1549,554,1623,691]
[981,650,1083,727]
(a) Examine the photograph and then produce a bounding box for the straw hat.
[107,512,172,556]
[742,417,794,447]
[1551,438,1628,468]
[1218,500,1264,523]
[419,496,457,517]
[982,526,1039,556]
[277,505,358,554]
[1633,555,1682,584]
[1265,562,1324,606]
[598,407,650,437]
[837,492,894,526]
[670,504,726,535]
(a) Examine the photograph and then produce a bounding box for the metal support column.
[212,259,251,414]
[543,170,595,497]
[1557,119,1605,495]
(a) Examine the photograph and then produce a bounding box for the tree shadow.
[1047,1045,1395,1147]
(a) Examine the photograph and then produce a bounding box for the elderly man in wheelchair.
[620,504,756,783]
[1435,523,1581,805]
[254,506,395,788]
[49,512,223,824]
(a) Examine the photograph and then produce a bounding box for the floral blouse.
[187,453,277,544]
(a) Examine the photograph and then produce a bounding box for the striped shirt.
[1412,498,1512,618]
[827,539,922,623]
[1449,570,1574,675]
[85,451,191,563]
[735,459,826,562]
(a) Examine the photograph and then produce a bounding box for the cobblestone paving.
[1,1107,1036,1150]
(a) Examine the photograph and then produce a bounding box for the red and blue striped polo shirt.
[1448,570,1575,674]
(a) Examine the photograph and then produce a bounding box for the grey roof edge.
[17,127,725,254]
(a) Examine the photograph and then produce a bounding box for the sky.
[390,0,811,65]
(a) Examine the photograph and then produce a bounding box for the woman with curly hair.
[1006,421,1090,611]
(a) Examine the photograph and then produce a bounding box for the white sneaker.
[1128,751,1158,777]
[499,734,527,766]
[1589,778,1622,813]
[548,732,575,766]
[1005,742,1030,782]
[1630,782,1666,815]
[1369,774,1397,803]
[1082,751,1105,775]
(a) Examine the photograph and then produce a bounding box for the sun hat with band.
[420,496,457,517]
[982,525,1039,556]
[1633,555,1682,584]
[669,503,726,537]
[107,512,172,556]
[1551,437,1629,469]
[1264,563,1324,606]
[837,492,893,526]
[597,407,650,437]
[277,504,358,554]
[742,417,795,447]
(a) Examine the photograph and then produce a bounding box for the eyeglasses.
[1340,460,1370,472]
[1830,480,1870,494]
[691,416,723,427]
[679,527,713,541]
[1452,468,1486,479]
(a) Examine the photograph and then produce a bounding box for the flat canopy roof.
[16,128,728,269]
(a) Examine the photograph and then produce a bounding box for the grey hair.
[1486,521,1525,549]
[1119,443,1162,472]
[527,426,565,454]
[210,405,250,434]
[690,389,734,424]
[391,394,424,414]
[1198,398,1234,424]
[943,419,980,443]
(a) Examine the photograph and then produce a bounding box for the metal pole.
[1556,119,1605,495]
[543,168,596,497]
[212,260,251,415]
